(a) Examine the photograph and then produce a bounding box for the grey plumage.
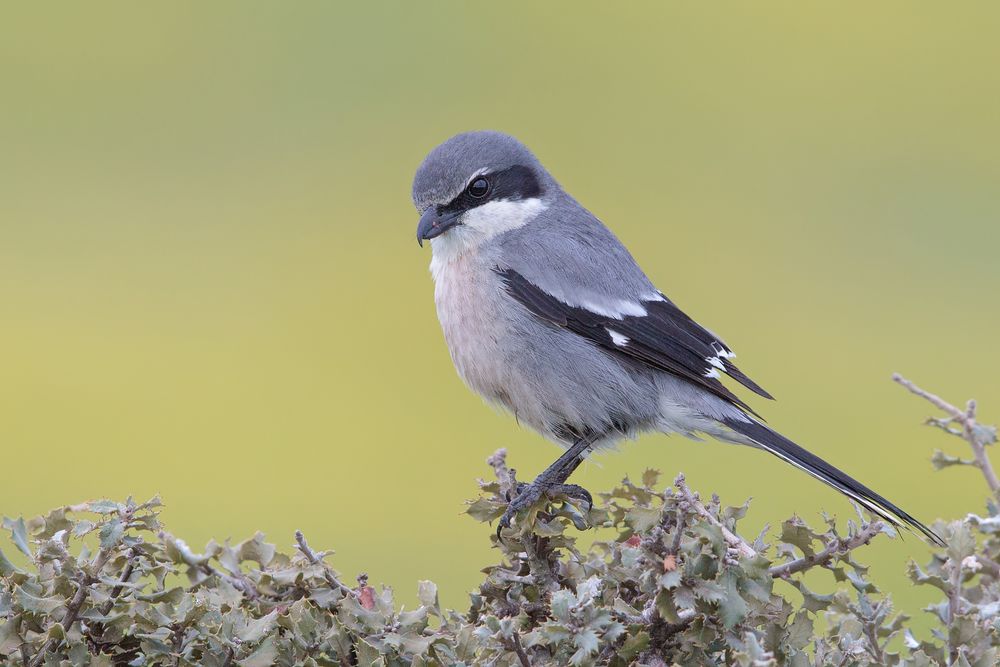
[413,130,942,545]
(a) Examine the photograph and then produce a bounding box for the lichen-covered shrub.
[1,375,998,666]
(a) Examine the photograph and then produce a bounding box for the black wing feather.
[722,417,945,546]
[496,267,771,415]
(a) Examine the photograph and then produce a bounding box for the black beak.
[416,208,461,247]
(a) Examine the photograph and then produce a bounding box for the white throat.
[429,197,546,280]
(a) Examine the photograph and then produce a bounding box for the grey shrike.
[412,130,941,545]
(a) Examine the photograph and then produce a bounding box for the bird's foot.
[496,481,594,539]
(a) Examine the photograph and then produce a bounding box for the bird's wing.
[495,265,772,416]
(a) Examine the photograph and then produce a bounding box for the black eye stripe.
[490,165,541,201]
[438,164,543,217]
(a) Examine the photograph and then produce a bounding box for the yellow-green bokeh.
[2,2,999,634]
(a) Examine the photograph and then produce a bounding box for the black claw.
[547,483,593,510]
[495,479,595,541]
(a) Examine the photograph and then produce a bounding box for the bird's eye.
[467,177,490,199]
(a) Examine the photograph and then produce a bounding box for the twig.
[946,559,963,664]
[98,548,138,616]
[162,533,261,600]
[892,373,1000,495]
[662,609,696,635]
[486,449,559,590]
[508,632,532,667]
[975,554,1000,578]
[493,571,537,585]
[864,602,887,664]
[200,563,258,600]
[614,605,695,629]
[668,508,686,556]
[294,530,357,598]
[768,520,884,578]
[673,474,756,559]
[520,533,558,591]
[171,623,185,666]
[488,448,516,499]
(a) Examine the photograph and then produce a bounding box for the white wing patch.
[710,340,735,359]
[606,329,630,346]
[580,298,647,319]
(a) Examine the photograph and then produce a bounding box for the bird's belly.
[431,254,665,443]
[433,256,514,409]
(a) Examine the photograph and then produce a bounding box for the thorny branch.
[29,507,135,667]
[768,520,884,579]
[487,449,559,591]
[98,547,138,617]
[893,373,1000,495]
[946,558,964,665]
[672,473,757,559]
[487,447,517,501]
[295,530,358,598]
[161,533,260,600]
[508,633,532,667]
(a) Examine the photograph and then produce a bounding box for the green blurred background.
[2,2,998,633]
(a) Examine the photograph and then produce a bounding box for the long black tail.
[722,417,944,546]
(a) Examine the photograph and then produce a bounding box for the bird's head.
[412,131,551,248]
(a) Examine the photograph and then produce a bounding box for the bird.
[411,130,942,546]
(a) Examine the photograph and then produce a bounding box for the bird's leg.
[498,436,595,537]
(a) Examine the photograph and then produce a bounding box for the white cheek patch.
[429,197,546,277]
[460,198,546,236]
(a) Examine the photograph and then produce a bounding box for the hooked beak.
[416,208,462,247]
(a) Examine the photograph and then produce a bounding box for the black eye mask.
[438,164,543,218]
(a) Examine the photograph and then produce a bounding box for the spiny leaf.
[618,631,650,661]
[2,517,32,558]
[239,635,279,667]
[466,497,504,522]
[0,548,21,577]
[99,517,124,550]
[238,608,279,643]
[931,449,976,470]
[15,586,63,614]
[0,615,23,654]
[625,505,661,533]
[417,580,438,609]
[86,500,119,514]
[718,571,748,628]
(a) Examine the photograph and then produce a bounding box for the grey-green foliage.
[1,377,999,666]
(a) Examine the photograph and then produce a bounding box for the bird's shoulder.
[494,197,659,307]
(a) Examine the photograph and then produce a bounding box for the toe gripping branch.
[495,436,598,540]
